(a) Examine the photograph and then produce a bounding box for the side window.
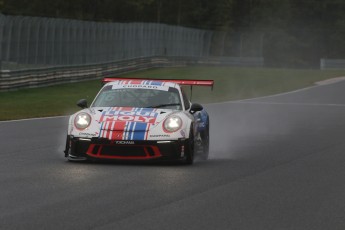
[181,89,190,110]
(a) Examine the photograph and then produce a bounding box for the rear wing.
[102,77,214,88]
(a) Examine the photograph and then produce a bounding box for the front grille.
[91,145,100,155]
[86,143,162,158]
[71,139,90,157]
[101,145,147,157]
[84,139,183,160]
[146,147,155,156]
[158,143,180,157]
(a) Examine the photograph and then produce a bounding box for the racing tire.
[200,121,209,160]
[184,128,195,165]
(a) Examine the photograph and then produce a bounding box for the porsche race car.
[64,78,213,164]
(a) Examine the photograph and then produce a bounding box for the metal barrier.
[320,58,345,70]
[0,14,212,67]
[0,56,264,91]
[0,14,264,91]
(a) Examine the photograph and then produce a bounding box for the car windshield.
[92,86,182,110]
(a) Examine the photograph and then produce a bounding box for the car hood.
[88,107,177,131]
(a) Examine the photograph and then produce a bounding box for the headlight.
[163,116,182,132]
[74,112,91,130]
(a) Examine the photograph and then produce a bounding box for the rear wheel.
[200,118,210,160]
[200,120,209,160]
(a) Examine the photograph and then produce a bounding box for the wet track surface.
[1,81,345,230]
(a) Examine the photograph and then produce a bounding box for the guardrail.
[0,56,264,91]
[320,58,345,70]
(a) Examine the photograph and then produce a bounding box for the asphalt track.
[1,80,345,230]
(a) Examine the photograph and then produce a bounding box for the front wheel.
[184,128,195,165]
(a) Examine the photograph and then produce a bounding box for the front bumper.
[64,136,187,161]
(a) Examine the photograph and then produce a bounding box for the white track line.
[208,85,318,106]
[228,101,345,107]
[315,76,345,85]
[209,76,345,106]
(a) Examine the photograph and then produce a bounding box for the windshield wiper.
[147,103,181,108]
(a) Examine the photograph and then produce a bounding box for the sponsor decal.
[114,80,165,86]
[198,122,206,128]
[122,85,159,89]
[100,122,151,141]
[112,80,169,90]
[103,115,155,123]
[100,107,159,124]
[180,130,186,138]
[99,109,154,141]
[79,132,98,137]
[115,141,135,145]
[149,134,171,138]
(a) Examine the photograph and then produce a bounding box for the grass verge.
[1,66,345,121]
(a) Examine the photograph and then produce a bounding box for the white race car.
[64,78,213,164]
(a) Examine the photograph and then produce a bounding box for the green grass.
[1,66,345,121]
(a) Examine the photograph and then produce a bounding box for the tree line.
[1,0,345,68]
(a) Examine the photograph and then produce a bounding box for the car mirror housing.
[77,99,88,109]
[190,103,203,114]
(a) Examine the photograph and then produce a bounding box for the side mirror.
[190,103,203,114]
[77,99,88,109]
